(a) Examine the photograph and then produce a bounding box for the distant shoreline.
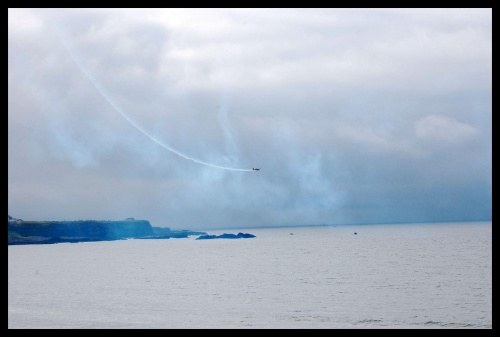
[8,217,206,245]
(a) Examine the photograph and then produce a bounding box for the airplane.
[252,168,261,171]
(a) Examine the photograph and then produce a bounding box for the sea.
[8,221,492,329]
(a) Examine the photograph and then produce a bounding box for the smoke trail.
[217,87,241,163]
[54,26,254,172]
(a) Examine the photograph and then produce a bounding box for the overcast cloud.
[8,8,491,229]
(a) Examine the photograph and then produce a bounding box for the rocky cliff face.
[8,219,154,244]
[8,217,208,245]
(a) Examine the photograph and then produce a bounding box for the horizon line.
[194,218,492,231]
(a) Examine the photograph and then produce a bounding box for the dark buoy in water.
[290,233,294,235]
[354,232,357,235]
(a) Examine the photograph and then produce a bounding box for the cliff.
[8,216,206,245]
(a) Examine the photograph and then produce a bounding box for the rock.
[196,232,256,240]
[236,232,256,238]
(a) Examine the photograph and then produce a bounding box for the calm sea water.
[8,222,492,329]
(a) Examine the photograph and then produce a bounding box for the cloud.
[415,114,479,143]
[8,9,492,227]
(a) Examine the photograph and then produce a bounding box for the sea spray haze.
[8,222,491,328]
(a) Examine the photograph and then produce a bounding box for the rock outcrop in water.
[8,216,206,245]
[196,232,256,240]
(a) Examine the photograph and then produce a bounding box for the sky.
[8,8,492,229]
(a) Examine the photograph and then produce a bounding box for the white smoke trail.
[54,26,254,172]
